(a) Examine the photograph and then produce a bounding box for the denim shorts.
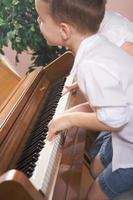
[89,132,133,199]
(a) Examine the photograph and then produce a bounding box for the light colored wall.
[107,0,133,21]
[3,0,133,77]
[3,45,32,77]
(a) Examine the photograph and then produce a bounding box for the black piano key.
[17,158,37,171]
[23,140,45,157]
[27,131,47,143]
[32,117,51,133]
[17,153,39,169]
[26,172,33,178]
[20,152,39,163]
[25,134,46,148]
[24,129,47,148]
[22,140,45,158]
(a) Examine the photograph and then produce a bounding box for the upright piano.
[0,51,89,200]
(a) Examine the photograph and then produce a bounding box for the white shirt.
[100,10,133,46]
[70,34,133,170]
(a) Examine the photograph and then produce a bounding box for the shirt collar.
[70,33,101,76]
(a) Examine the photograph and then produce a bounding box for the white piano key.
[30,75,74,199]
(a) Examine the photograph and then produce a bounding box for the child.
[35,0,133,199]
[85,9,133,168]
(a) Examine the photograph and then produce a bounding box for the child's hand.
[47,113,72,141]
[62,82,78,96]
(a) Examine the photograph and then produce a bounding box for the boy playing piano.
[35,0,133,199]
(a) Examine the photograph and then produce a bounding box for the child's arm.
[62,81,78,95]
[121,42,133,56]
[47,111,121,141]
[64,102,94,113]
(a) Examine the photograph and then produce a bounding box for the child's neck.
[67,32,93,55]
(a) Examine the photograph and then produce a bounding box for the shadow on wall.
[3,45,32,77]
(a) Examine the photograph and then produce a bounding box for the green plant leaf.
[0,0,65,67]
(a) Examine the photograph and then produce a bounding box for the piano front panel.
[0,58,20,106]
[0,67,43,145]
[0,74,50,175]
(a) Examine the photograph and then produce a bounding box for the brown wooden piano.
[0,51,93,200]
[0,56,20,106]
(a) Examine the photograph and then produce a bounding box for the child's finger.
[47,131,56,141]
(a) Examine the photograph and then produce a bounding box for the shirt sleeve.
[78,62,127,107]
[78,62,130,128]
[97,106,130,128]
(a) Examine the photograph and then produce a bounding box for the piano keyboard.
[16,75,73,199]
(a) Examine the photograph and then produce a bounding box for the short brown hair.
[43,0,106,34]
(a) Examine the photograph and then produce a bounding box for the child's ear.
[59,22,71,40]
